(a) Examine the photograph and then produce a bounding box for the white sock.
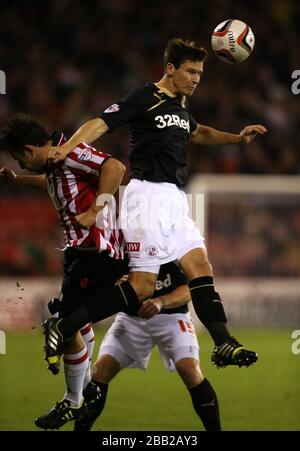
[63,345,89,406]
[80,324,95,388]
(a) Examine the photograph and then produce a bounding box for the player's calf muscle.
[175,358,203,388]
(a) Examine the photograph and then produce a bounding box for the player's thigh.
[99,313,153,370]
[121,180,179,267]
[60,249,84,311]
[153,313,200,369]
[179,247,213,280]
[87,252,126,288]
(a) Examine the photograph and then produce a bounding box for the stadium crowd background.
[0,0,299,277]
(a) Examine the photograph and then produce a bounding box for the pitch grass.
[0,328,299,431]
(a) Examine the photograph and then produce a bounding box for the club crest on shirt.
[78,149,92,161]
[145,245,159,257]
[104,103,120,113]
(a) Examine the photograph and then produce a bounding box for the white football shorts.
[120,179,205,273]
[98,312,199,371]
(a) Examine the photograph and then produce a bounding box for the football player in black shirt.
[38,38,267,370]
[74,262,221,432]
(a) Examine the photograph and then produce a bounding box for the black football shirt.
[100,83,198,187]
[153,261,189,315]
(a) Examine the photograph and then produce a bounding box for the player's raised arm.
[75,157,126,229]
[42,88,148,165]
[190,123,267,146]
[28,118,109,165]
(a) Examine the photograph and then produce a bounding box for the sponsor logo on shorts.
[104,103,120,113]
[145,245,158,257]
[127,242,140,252]
[127,242,140,258]
[178,320,195,336]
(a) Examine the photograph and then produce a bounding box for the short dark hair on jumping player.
[0,113,50,155]
[163,38,208,70]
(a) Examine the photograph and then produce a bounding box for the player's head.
[163,38,207,96]
[0,113,51,173]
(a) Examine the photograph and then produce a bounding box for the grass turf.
[0,328,299,431]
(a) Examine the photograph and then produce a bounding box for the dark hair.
[163,38,208,70]
[0,113,50,155]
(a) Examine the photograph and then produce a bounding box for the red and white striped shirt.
[46,132,124,259]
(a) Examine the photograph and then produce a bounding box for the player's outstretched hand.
[0,167,18,183]
[138,298,162,319]
[239,124,267,144]
[75,209,97,229]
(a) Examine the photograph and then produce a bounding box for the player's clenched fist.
[47,146,71,164]
[0,167,18,183]
[138,298,163,319]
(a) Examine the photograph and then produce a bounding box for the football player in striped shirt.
[0,113,126,429]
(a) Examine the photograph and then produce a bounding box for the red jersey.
[46,132,124,259]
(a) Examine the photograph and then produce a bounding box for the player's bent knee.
[93,354,120,384]
[175,358,204,388]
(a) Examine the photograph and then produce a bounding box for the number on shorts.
[178,320,195,336]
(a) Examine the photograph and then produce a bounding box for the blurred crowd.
[208,195,300,277]
[0,0,300,277]
[0,195,63,276]
[0,0,299,174]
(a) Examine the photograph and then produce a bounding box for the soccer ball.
[211,19,255,63]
